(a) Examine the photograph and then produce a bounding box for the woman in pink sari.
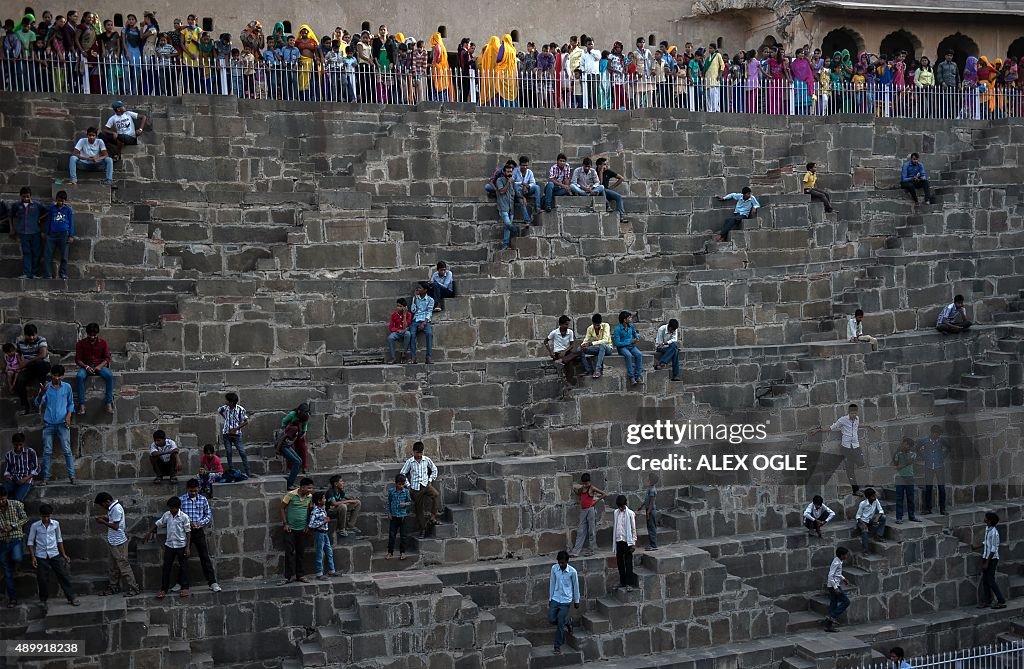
[790,48,815,114]
[767,46,789,114]
[745,49,761,113]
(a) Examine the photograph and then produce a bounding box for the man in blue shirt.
[43,190,75,280]
[916,425,948,515]
[713,187,760,242]
[548,550,581,655]
[900,152,934,205]
[35,365,76,485]
[511,155,542,225]
[9,186,46,279]
[429,261,455,312]
[935,294,971,334]
[406,282,435,364]
[179,479,222,592]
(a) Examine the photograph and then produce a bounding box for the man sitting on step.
[579,313,613,379]
[935,294,972,334]
[68,126,114,186]
[802,162,834,213]
[713,187,759,243]
[802,494,835,538]
[854,488,887,554]
[545,315,581,395]
[899,152,935,205]
[847,309,878,351]
[100,101,149,163]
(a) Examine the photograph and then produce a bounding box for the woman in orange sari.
[429,32,454,101]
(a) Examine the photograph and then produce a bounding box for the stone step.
[529,644,584,668]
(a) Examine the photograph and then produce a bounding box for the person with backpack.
[276,412,308,490]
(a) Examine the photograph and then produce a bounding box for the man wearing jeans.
[407,283,435,364]
[570,157,604,197]
[824,547,849,632]
[543,154,572,212]
[900,152,934,205]
[548,550,580,655]
[42,190,74,280]
[179,480,222,592]
[35,365,75,486]
[569,473,606,557]
[811,403,877,496]
[217,392,251,477]
[580,314,613,379]
[74,323,115,414]
[276,417,306,489]
[3,433,38,501]
[512,156,542,225]
[495,164,519,249]
[713,187,759,242]
[68,127,114,186]
[0,488,28,608]
[653,319,681,382]
[9,187,46,280]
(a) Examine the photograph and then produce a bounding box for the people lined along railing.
[3,54,1022,119]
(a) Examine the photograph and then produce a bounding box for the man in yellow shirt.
[803,162,834,213]
[580,314,613,378]
[704,43,726,112]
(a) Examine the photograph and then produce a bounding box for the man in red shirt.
[74,323,114,414]
[568,473,607,557]
[386,298,413,364]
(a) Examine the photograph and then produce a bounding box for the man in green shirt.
[891,438,920,523]
[280,478,314,583]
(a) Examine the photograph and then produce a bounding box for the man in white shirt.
[653,318,681,381]
[69,126,114,185]
[810,403,877,495]
[580,313,613,379]
[824,546,850,631]
[26,503,79,611]
[978,511,1006,608]
[100,101,149,161]
[144,496,192,598]
[512,155,542,225]
[148,429,181,484]
[580,38,600,108]
[848,309,878,351]
[429,261,455,312]
[936,294,972,334]
[803,494,836,538]
[854,488,887,554]
[612,495,637,591]
[545,315,581,394]
[93,491,140,596]
[399,441,443,539]
[570,157,604,197]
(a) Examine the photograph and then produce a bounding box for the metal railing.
[855,642,1024,669]
[2,54,1021,120]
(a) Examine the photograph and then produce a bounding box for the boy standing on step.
[548,550,581,656]
[93,492,140,597]
[569,473,606,557]
[26,503,80,612]
[824,546,849,632]
[280,478,314,583]
[218,392,251,478]
[406,283,435,364]
[976,511,1007,609]
[917,425,948,515]
[612,495,637,591]
[144,496,192,599]
[385,474,412,560]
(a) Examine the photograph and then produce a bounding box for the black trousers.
[921,467,946,513]
[901,179,932,202]
[981,558,1004,605]
[719,214,752,241]
[16,358,51,411]
[188,528,217,585]
[431,284,455,310]
[36,555,75,602]
[615,541,635,587]
[160,545,189,591]
[387,516,407,555]
[283,530,306,579]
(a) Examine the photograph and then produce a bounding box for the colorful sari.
[429,33,453,101]
[767,56,786,114]
[296,25,318,94]
[790,57,815,113]
[494,33,519,105]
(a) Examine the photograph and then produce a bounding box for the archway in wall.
[759,34,779,50]
[879,29,922,59]
[1008,36,1024,60]
[821,27,864,58]
[937,32,979,72]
